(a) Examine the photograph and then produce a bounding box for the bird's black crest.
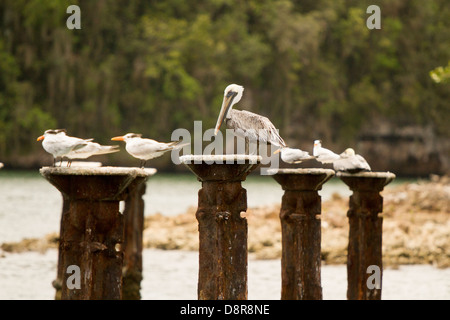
[45,129,67,134]
[127,133,142,138]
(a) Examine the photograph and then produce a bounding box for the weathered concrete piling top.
[179,155,262,181]
[39,166,157,200]
[337,171,396,191]
[267,168,336,190]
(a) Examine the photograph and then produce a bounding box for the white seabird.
[66,142,120,167]
[214,84,286,153]
[274,147,316,164]
[333,148,371,173]
[313,140,340,164]
[111,133,189,168]
[37,129,92,166]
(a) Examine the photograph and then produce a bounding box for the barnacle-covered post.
[337,171,395,300]
[269,168,335,300]
[180,155,261,300]
[40,166,153,300]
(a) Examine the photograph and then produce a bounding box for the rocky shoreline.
[2,176,449,268]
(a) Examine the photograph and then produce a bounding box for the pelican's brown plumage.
[214,84,286,152]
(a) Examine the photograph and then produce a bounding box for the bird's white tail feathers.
[95,145,120,155]
[293,155,316,163]
[168,141,190,149]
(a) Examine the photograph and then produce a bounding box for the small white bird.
[111,133,189,168]
[37,129,92,166]
[333,148,371,173]
[66,142,120,167]
[274,147,316,164]
[313,140,340,163]
[0,162,3,169]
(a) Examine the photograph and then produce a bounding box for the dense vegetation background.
[0,0,449,173]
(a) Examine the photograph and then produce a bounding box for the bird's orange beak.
[273,149,282,154]
[37,135,45,141]
[111,136,125,141]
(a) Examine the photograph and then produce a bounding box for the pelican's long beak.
[111,136,125,141]
[37,135,44,141]
[214,92,237,135]
[273,149,282,154]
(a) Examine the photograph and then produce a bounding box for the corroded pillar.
[51,162,103,300]
[337,171,395,300]
[180,155,261,300]
[40,166,153,300]
[122,168,156,300]
[269,168,335,300]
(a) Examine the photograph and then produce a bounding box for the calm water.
[0,248,448,300]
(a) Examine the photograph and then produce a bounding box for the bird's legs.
[140,160,146,168]
[52,157,56,167]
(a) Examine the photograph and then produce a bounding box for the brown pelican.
[313,140,340,163]
[333,148,371,173]
[112,133,189,168]
[274,147,316,164]
[214,84,286,153]
[37,129,92,166]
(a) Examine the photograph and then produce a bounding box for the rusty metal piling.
[269,168,335,300]
[122,168,156,300]
[337,171,395,300]
[40,166,154,300]
[180,155,261,300]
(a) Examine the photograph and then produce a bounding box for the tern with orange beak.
[112,133,189,168]
[37,129,92,166]
[214,84,286,154]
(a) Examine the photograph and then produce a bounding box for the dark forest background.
[0,0,449,175]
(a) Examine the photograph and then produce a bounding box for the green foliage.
[430,61,450,83]
[0,0,448,166]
